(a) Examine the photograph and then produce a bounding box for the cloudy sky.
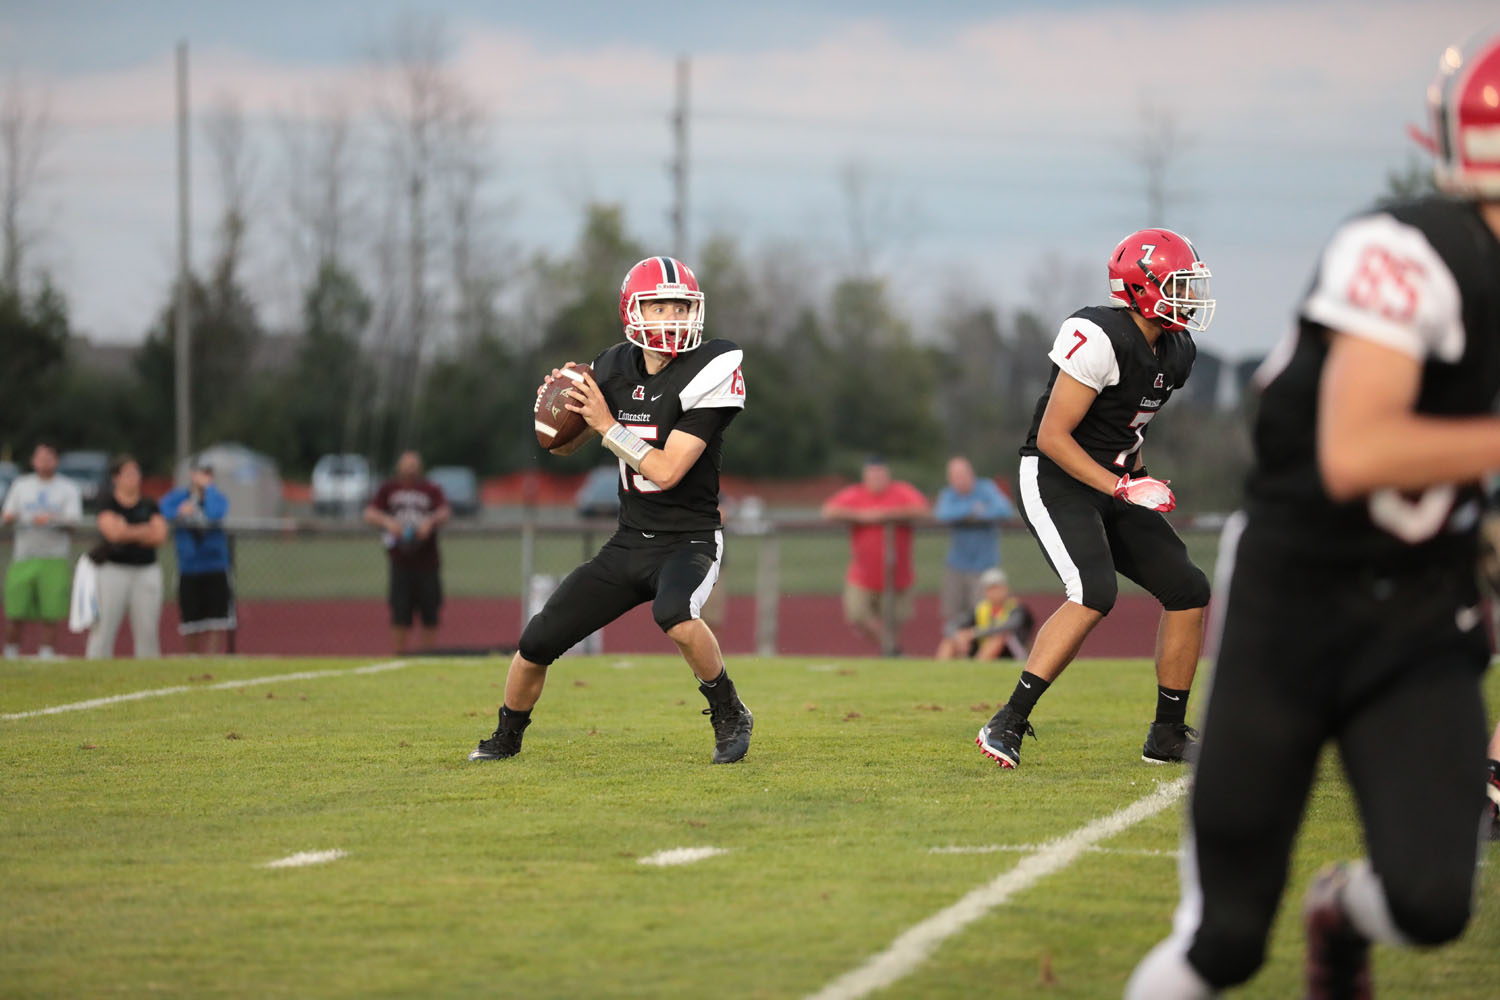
[1,0,1494,360]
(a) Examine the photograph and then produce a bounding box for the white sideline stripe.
[638,846,730,867]
[1,659,412,720]
[805,776,1189,1000]
[929,844,1181,858]
[263,849,347,869]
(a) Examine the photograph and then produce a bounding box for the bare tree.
[1126,101,1193,228]
[279,98,358,275]
[0,74,52,294]
[836,159,922,281]
[369,13,492,451]
[202,96,258,285]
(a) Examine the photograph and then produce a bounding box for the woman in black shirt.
[86,454,168,659]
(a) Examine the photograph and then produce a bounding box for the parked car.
[57,450,112,512]
[575,464,622,518]
[311,453,372,517]
[0,460,18,507]
[428,465,480,517]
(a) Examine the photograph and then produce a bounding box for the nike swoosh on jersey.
[651,393,663,401]
[642,532,655,538]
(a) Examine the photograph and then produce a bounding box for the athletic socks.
[1155,686,1191,726]
[500,705,532,725]
[1007,671,1050,719]
[1340,859,1410,946]
[699,667,738,703]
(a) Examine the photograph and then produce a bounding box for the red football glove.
[1113,474,1176,512]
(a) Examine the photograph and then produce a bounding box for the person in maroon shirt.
[363,451,451,653]
[820,455,930,653]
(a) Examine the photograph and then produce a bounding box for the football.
[534,364,594,450]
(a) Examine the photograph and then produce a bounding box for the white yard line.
[638,846,731,867]
[805,776,1189,1000]
[929,844,1180,858]
[262,849,347,869]
[1,659,413,721]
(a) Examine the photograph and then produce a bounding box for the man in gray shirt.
[2,441,83,658]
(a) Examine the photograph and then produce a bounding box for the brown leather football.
[534,363,594,450]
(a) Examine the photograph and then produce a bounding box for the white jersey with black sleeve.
[590,338,746,533]
[1247,195,1500,565]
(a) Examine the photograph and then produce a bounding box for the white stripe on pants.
[86,562,163,659]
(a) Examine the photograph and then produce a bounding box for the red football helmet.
[1422,30,1500,198]
[1106,228,1215,333]
[618,256,705,355]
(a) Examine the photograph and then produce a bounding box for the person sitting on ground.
[935,567,1034,661]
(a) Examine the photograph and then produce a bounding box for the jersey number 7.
[1115,410,1157,468]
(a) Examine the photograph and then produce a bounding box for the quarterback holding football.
[468,256,754,765]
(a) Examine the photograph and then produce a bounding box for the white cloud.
[18,0,1499,352]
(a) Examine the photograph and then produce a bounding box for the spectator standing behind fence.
[363,451,450,654]
[821,455,930,652]
[86,455,167,659]
[934,455,1015,632]
[2,441,83,659]
[160,459,235,654]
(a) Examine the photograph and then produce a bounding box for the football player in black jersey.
[976,228,1215,769]
[1129,30,1500,999]
[467,256,754,765]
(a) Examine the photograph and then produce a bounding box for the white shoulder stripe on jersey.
[1300,212,1465,363]
[679,348,745,411]
[1048,317,1120,392]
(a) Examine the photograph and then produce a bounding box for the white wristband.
[602,422,652,472]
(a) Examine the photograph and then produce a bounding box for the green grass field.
[2,654,1496,999]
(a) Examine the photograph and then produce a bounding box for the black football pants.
[1182,516,1490,988]
[518,527,723,666]
[1017,455,1210,614]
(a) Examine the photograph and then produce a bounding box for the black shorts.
[519,527,723,666]
[389,564,442,627]
[1181,514,1490,987]
[1016,454,1209,614]
[178,570,236,634]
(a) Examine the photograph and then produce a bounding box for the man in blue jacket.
[161,459,234,654]
[934,455,1015,634]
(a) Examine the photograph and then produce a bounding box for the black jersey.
[1020,304,1196,474]
[1247,196,1500,565]
[590,338,746,533]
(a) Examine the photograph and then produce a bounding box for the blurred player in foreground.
[467,256,752,764]
[977,228,1214,769]
[1129,29,1500,999]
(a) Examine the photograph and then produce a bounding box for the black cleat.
[703,698,753,764]
[1142,721,1200,764]
[976,704,1036,769]
[468,711,530,761]
[1303,863,1372,1000]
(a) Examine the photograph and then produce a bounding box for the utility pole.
[668,55,689,258]
[174,40,192,470]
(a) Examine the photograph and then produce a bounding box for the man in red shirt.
[363,451,451,654]
[821,455,930,653]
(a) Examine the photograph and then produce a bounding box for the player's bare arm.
[1318,332,1500,501]
[1036,372,1120,495]
[637,429,709,491]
